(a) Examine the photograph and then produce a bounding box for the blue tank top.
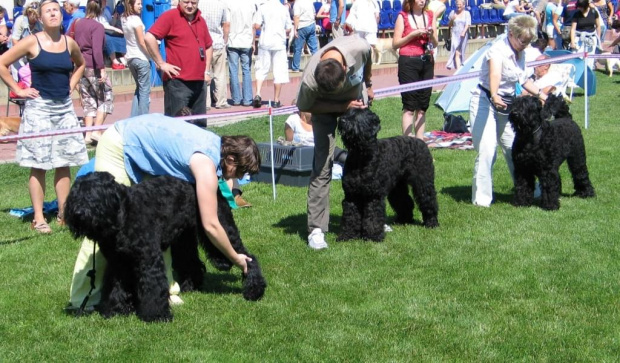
[115,114,222,184]
[29,35,73,99]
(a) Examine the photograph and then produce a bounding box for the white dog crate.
[252,143,314,187]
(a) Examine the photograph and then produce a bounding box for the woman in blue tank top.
[0,0,87,234]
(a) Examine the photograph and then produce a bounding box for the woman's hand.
[99,68,107,83]
[15,87,39,99]
[232,253,252,274]
[491,95,507,110]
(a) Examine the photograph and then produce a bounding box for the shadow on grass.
[272,213,343,240]
[440,185,513,205]
[0,236,33,246]
[200,271,243,296]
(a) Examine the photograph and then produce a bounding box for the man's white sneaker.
[384,224,393,232]
[169,295,184,305]
[308,228,328,250]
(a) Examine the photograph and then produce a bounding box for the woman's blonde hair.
[220,136,261,176]
[507,15,538,43]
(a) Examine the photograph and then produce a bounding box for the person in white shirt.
[252,0,292,108]
[291,0,319,72]
[227,0,257,107]
[344,0,380,49]
[469,16,547,207]
[503,0,527,19]
[199,0,231,109]
[121,0,151,116]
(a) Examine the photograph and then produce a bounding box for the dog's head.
[509,96,545,135]
[337,108,381,151]
[542,93,571,120]
[64,171,127,242]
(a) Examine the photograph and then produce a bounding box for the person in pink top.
[392,0,438,139]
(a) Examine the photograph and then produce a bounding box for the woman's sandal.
[31,220,52,234]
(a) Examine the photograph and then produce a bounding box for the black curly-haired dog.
[509,94,595,210]
[64,172,266,322]
[336,108,439,242]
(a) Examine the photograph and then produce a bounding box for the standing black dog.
[336,108,439,242]
[509,94,595,210]
[64,172,266,322]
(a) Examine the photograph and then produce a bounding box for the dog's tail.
[64,171,127,241]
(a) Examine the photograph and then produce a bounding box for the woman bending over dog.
[66,111,260,313]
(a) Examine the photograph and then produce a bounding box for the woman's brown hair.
[220,136,261,176]
[123,0,139,17]
[86,0,103,18]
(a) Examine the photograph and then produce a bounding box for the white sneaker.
[308,228,328,250]
[169,295,184,306]
[384,224,393,232]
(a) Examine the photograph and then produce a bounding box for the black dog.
[336,108,439,242]
[64,172,266,322]
[509,94,595,210]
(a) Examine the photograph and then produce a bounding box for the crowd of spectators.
[1,0,618,116]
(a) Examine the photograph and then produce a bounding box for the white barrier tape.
[1,52,614,143]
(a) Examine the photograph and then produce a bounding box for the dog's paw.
[573,188,595,198]
[423,218,439,228]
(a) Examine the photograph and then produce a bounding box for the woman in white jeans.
[469,15,547,207]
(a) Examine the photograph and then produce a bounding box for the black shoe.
[252,95,262,108]
[272,101,282,108]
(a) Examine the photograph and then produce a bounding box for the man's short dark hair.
[314,58,345,93]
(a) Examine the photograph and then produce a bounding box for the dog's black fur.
[64,172,266,322]
[336,108,439,242]
[509,94,595,210]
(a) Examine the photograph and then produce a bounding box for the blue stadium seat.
[13,7,23,20]
[480,7,490,23]
[470,6,481,24]
[378,9,392,30]
[382,0,392,11]
[393,0,402,11]
[489,8,500,23]
[468,0,477,8]
[440,7,452,27]
[314,1,322,13]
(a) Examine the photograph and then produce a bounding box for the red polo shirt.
[148,5,213,82]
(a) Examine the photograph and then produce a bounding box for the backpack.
[443,113,469,134]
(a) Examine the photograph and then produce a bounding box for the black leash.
[76,242,97,316]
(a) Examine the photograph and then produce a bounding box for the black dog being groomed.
[336,108,439,242]
[64,172,266,322]
[509,94,595,210]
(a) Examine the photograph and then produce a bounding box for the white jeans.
[469,91,515,207]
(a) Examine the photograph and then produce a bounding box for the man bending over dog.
[295,36,373,250]
[66,111,260,313]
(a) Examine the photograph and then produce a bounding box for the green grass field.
[0,72,618,361]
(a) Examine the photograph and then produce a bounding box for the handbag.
[443,113,469,134]
[66,18,79,38]
[444,37,452,51]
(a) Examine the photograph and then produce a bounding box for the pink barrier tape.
[1,51,615,143]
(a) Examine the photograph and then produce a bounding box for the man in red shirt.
[145,0,213,122]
